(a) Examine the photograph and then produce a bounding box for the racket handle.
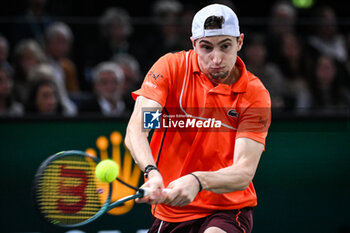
[141,187,171,197]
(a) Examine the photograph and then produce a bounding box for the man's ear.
[191,37,196,49]
[237,33,244,51]
[191,37,198,53]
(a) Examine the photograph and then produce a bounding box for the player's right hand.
[136,170,168,205]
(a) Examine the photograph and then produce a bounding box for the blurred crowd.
[1,0,350,118]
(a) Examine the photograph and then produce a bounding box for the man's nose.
[211,50,223,64]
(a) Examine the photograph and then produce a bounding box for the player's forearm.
[194,138,263,194]
[125,125,155,171]
[125,96,162,171]
[194,166,253,194]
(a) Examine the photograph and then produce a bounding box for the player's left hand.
[163,174,200,207]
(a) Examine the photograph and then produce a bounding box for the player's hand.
[136,170,167,205]
[163,174,200,207]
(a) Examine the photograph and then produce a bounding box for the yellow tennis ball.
[95,159,119,183]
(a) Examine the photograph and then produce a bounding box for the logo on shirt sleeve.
[143,110,161,129]
[148,70,164,80]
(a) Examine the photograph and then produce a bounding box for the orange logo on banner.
[85,131,141,215]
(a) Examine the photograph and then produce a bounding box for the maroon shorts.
[148,207,253,233]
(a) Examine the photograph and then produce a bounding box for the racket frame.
[32,150,113,227]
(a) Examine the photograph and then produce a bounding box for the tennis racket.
[32,150,166,227]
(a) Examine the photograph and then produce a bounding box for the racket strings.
[36,155,104,225]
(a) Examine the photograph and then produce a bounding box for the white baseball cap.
[191,4,240,40]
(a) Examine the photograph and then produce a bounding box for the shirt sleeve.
[235,88,271,146]
[132,53,173,107]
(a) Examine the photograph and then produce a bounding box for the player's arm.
[163,137,263,206]
[194,137,264,193]
[124,96,166,204]
[125,96,161,169]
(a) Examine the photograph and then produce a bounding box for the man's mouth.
[210,67,225,72]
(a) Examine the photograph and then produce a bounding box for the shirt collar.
[191,50,201,74]
[231,56,248,93]
[191,50,248,93]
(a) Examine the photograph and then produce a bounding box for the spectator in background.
[91,7,133,65]
[44,21,80,94]
[12,0,53,46]
[12,39,47,103]
[243,35,286,109]
[152,0,183,52]
[275,33,312,110]
[346,33,350,88]
[113,53,142,112]
[308,54,350,112]
[79,62,128,117]
[25,78,63,115]
[178,3,198,50]
[85,7,134,87]
[266,1,297,63]
[140,0,184,72]
[307,6,350,100]
[27,63,77,116]
[0,66,24,116]
[0,35,13,74]
[308,6,347,64]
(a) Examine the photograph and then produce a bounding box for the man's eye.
[222,44,230,49]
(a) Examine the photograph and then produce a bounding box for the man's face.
[46,33,70,59]
[36,84,58,114]
[95,71,121,101]
[193,34,243,84]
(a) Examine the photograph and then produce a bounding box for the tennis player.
[125,4,271,233]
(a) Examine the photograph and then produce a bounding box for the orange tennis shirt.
[132,50,271,222]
